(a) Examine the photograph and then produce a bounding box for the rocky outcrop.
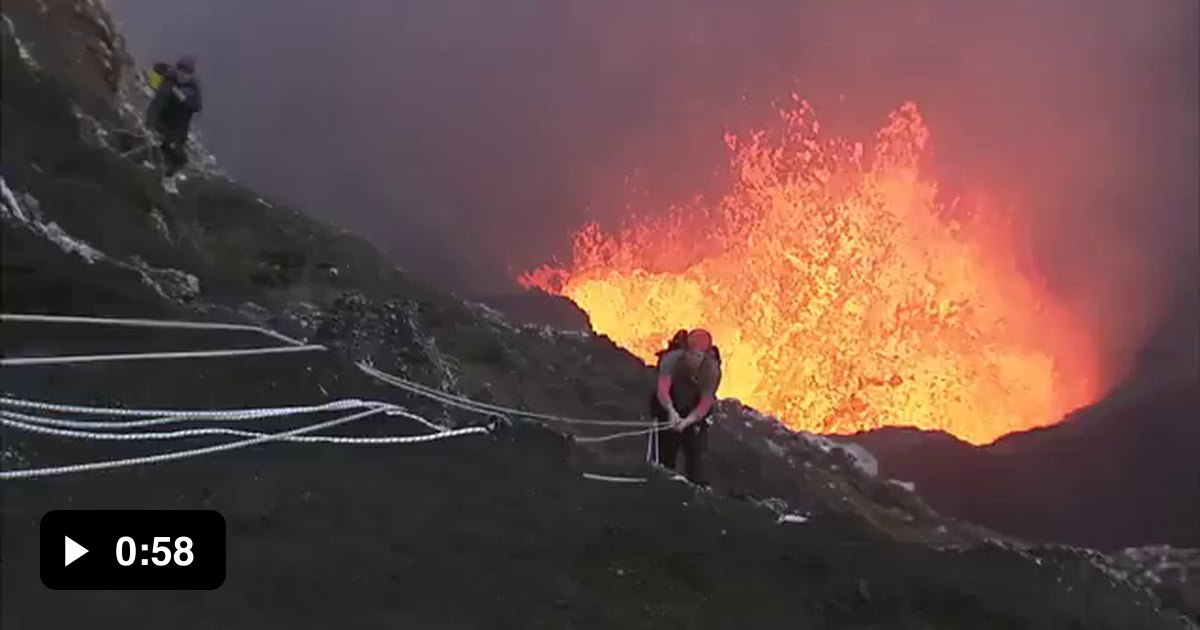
[474,290,594,332]
[1113,547,1200,622]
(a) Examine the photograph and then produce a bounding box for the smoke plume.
[108,0,1199,387]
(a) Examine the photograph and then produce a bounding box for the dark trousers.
[159,136,187,175]
[650,394,709,484]
[657,422,708,484]
[158,128,189,176]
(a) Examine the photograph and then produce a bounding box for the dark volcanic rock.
[474,290,594,332]
[1,2,1194,628]
[312,290,459,389]
[846,376,1200,551]
[1113,546,1200,623]
[843,279,1200,552]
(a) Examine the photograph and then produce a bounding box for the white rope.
[0,396,369,419]
[360,362,662,445]
[370,405,448,432]
[0,344,326,367]
[0,411,485,445]
[0,313,308,346]
[582,472,648,483]
[0,408,241,430]
[358,363,511,419]
[1,313,648,428]
[0,399,449,433]
[0,407,487,480]
[358,362,653,428]
[0,312,658,466]
[645,421,660,464]
[0,406,382,480]
[573,426,661,444]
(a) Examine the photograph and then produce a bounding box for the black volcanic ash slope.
[1,2,1194,628]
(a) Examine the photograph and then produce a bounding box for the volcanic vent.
[521,101,1102,445]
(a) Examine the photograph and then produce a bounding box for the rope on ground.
[2,313,645,427]
[0,407,261,430]
[357,362,653,428]
[0,397,449,433]
[359,362,664,447]
[0,411,486,446]
[0,313,309,346]
[358,363,514,421]
[0,406,487,481]
[1,312,650,448]
[573,426,661,444]
[1,406,382,480]
[0,396,368,419]
[0,344,326,367]
[582,472,648,484]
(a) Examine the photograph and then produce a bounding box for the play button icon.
[42,510,227,590]
[64,536,88,567]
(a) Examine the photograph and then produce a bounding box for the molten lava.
[520,101,1100,444]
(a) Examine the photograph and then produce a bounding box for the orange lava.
[520,100,1100,444]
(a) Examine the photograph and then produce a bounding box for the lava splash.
[521,100,1100,444]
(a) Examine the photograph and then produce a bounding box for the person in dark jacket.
[146,55,202,190]
[650,328,722,485]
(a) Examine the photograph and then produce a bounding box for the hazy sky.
[107,0,1197,372]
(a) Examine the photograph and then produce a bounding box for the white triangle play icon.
[64,536,88,567]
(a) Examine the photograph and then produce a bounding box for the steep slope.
[1,2,1194,627]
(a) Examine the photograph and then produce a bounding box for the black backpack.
[656,329,721,365]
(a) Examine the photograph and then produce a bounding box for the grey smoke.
[108,0,1197,382]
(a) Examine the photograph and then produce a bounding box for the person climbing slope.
[145,55,202,193]
[650,328,722,486]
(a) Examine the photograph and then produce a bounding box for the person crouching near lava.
[650,328,723,486]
